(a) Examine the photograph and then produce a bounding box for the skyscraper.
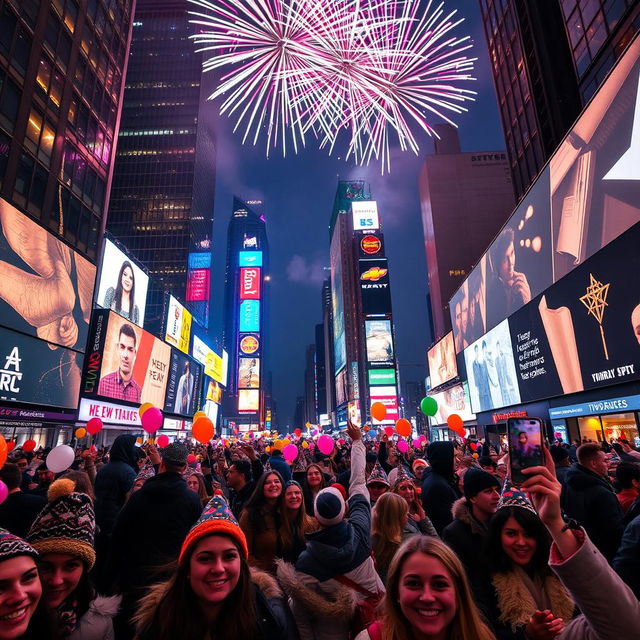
[107,0,216,332]
[418,124,515,338]
[478,0,640,200]
[221,197,269,431]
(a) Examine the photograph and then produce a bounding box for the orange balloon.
[138,402,154,418]
[395,419,412,438]
[192,417,214,443]
[447,414,464,432]
[371,402,387,422]
[75,428,87,439]
[0,435,7,469]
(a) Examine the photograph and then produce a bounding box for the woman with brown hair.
[371,492,410,583]
[392,467,438,537]
[186,471,209,507]
[239,470,285,573]
[281,480,317,563]
[302,464,327,516]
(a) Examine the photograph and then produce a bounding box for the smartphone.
[507,417,544,485]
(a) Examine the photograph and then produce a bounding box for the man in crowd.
[615,462,640,514]
[0,463,46,537]
[269,443,292,481]
[422,441,461,535]
[226,443,264,518]
[563,442,625,561]
[550,445,571,487]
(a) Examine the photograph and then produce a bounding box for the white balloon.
[46,445,75,474]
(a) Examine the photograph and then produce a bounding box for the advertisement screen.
[0,197,97,352]
[165,295,192,354]
[331,229,347,373]
[365,320,394,363]
[427,382,476,426]
[451,35,640,352]
[186,252,211,302]
[238,389,259,412]
[352,201,380,230]
[239,300,260,332]
[359,258,392,314]
[239,333,260,356]
[239,251,263,267]
[239,267,261,299]
[335,369,348,406]
[84,310,171,406]
[78,397,141,426]
[369,385,399,421]
[427,332,458,388]
[0,326,84,409]
[206,379,222,403]
[464,319,521,414]
[164,350,202,416]
[359,233,384,256]
[238,357,260,389]
[368,368,396,385]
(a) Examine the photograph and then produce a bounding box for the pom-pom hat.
[179,495,248,564]
[314,487,346,526]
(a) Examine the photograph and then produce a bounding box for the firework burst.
[187,0,477,171]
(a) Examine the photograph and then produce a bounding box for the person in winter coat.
[442,467,500,600]
[613,513,640,599]
[0,463,46,538]
[226,452,264,519]
[392,466,438,537]
[277,421,384,640]
[133,495,297,640]
[109,443,202,640]
[371,492,412,583]
[562,443,625,561]
[365,462,390,506]
[421,441,461,535]
[269,449,292,482]
[281,480,317,563]
[27,478,120,639]
[302,464,327,516]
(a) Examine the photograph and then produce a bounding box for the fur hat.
[497,478,536,514]
[0,529,37,562]
[366,462,389,487]
[179,495,248,564]
[27,478,96,568]
[314,487,346,526]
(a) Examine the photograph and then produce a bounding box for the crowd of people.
[0,424,639,640]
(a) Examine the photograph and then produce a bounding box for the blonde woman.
[371,492,411,582]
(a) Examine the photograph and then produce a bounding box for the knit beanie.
[27,478,96,569]
[463,467,501,499]
[179,495,248,564]
[0,529,38,562]
[330,483,348,501]
[412,458,428,473]
[366,461,390,487]
[314,487,346,526]
[496,478,536,514]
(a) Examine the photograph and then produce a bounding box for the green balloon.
[420,396,438,417]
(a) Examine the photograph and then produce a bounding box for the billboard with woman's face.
[96,239,149,327]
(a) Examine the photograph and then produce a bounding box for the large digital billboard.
[368,368,396,385]
[427,382,475,426]
[239,267,261,299]
[352,201,380,230]
[238,357,260,389]
[0,197,96,353]
[451,35,640,353]
[359,233,384,257]
[330,228,347,373]
[239,251,263,267]
[238,389,259,412]
[165,295,192,354]
[96,238,149,328]
[427,332,458,389]
[239,300,260,332]
[365,320,394,364]
[186,252,211,327]
[164,350,202,416]
[83,309,171,406]
[359,258,392,314]
[370,385,399,422]
[238,334,260,356]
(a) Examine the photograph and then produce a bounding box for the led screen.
[352,201,380,230]
[165,295,192,354]
[239,300,260,332]
[369,385,399,421]
[359,258,392,315]
[368,368,396,385]
[238,357,260,389]
[365,320,394,363]
[427,382,475,426]
[239,267,261,299]
[331,228,347,373]
[164,350,203,416]
[427,332,458,388]
[238,389,259,412]
[239,251,263,267]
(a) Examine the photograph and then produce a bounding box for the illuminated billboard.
[365,320,394,363]
[239,300,260,332]
[83,309,171,406]
[239,267,261,299]
[97,238,149,328]
[352,201,379,230]
[239,334,260,356]
[238,357,260,389]
[451,35,640,353]
[164,350,203,416]
[191,335,224,385]
[239,251,263,267]
[427,332,458,389]
[359,258,392,315]
[368,368,396,385]
[369,385,399,422]
[165,295,192,354]
[427,382,475,426]
[186,252,211,326]
[238,389,260,412]
[330,228,347,374]
[359,233,384,256]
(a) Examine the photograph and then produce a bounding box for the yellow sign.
[178,308,192,354]
[206,351,224,383]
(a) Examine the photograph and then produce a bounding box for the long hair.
[60,470,95,501]
[243,470,284,533]
[392,477,422,517]
[281,481,315,560]
[303,464,327,514]
[114,261,135,313]
[134,536,258,640]
[187,472,209,506]
[373,492,407,544]
[485,506,551,575]
[380,536,495,640]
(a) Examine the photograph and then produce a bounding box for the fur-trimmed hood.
[450,497,486,536]
[492,569,574,629]
[67,595,121,640]
[276,559,357,619]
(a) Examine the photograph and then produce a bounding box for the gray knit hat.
[161,442,189,467]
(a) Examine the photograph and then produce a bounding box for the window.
[38,121,55,163]
[11,27,31,75]
[29,163,48,213]
[0,129,11,187]
[14,153,34,203]
[0,6,17,57]
[36,57,52,97]
[25,108,43,153]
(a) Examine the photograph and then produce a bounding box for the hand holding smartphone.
[507,417,544,485]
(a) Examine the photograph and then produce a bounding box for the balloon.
[157,434,169,448]
[273,439,285,451]
[138,402,154,418]
[395,419,412,438]
[301,441,309,449]
[412,439,421,448]
[447,414,464,432]
[338,439,345,446]
[317,434,334,456]
[141,408,163,434]
[419,434,427,442]
[397,439,408,453]
[187,454,197,464]
[371,402,387,422]
[384,426,394,437]
[135,437,143,445]
[22,439,36,453]
[294,428,301,437]
[469,442,477,451]
[265,446,271,453]
[46,445,74,473]
[0,481,7,505]
[420,396,438,417]
[192,417,214,443]
[472,452,479,459]
[0,435,7,469]
[283,444,298,462]
[6,441,15,454]
[86,417,103,435]
[193,411,206,422]
[75,428,87,439]
[308,442,315,450]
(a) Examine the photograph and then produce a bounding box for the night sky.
[206,0,507,427]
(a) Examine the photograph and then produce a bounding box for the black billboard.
[359,258,392,314]
[164,349,203,416]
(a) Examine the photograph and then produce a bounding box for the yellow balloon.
[283,438,291,446]
[265,445,271,453]
[75,428,87,439]
[273,439,285,451]
[139,402,154,418]
[193,411,206,422]
[301,441,309,449]
[135,436,143,445]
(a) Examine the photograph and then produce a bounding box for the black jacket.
[421,442,461,535]
[563,463,624,561]
[109,471,202,593]
[269,451,292,482]
[0,491,46,538]
[613,514,640,599]
[228,458,263,518]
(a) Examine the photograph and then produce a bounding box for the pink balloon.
[141,407,163,434]
[283,444,298,462]
[419,434,427,442]
[0,481,7,505]
[317,435,334,456]
[157,434,169,448]
[397,439,409,453]
[412,439,421,448]
[308,442,315,450]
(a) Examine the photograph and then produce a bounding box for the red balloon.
[157,434,170,448]
[86,417,103,435]
[395,419,412,438]
[294,428,301,437]
[384,426,394,437]
[22,439,37,452]
[6,441,15,453]
[187,454,196,464]
[447,414,464,432]
[469,442,477,451]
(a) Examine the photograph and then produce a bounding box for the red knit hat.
[179,495,248,564]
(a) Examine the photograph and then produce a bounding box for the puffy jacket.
[68,595,121,640]
[421,442,461,535]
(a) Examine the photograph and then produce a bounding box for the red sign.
[373,396,399,421]
[239,268,261,300]
[492,410,528,424]
[186,269,210,302]
[361,235,382,255]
